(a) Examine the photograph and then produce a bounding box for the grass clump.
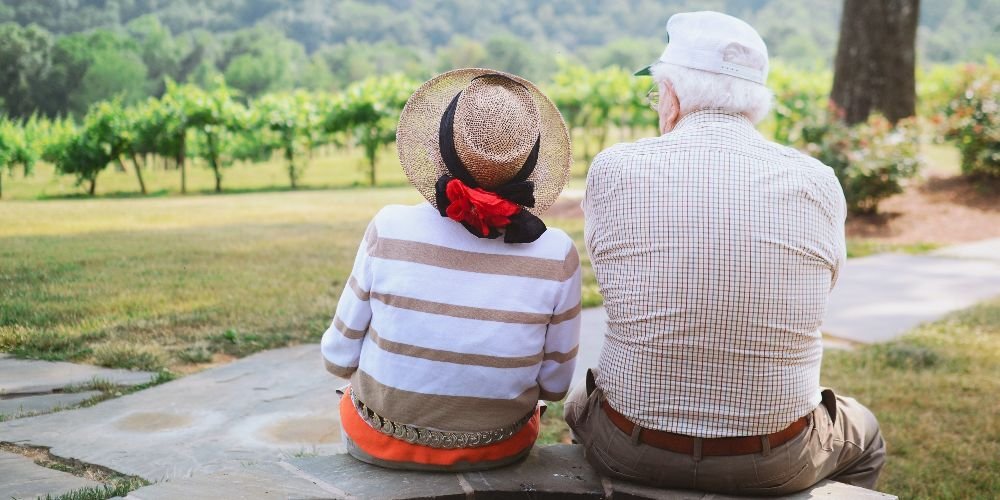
[39,478,148,500]
[174,344,215,364]
[7,330,101,362]
[92,343,166,371]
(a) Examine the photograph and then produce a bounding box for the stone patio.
[120,445,896,499]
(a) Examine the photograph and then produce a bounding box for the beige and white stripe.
[321,202,582,433]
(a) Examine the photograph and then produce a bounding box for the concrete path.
[825,238,1000,343]
[0,354,156,419]
[0,354,155,395]
[578,238,1000,363]
[0,345,346,480]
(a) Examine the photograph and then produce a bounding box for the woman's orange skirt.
[339,387,539,467]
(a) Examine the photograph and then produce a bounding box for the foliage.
[180,81,260,193]
[333,74,419,186]
[51,100,134,195]
[916,63,968,119]
[768,61,832,144]
[941,60,1000,179]
[549,63,652,164]
[0,1,993,119]
[0,115,37,198]
[254,91,327,188]
[800,108,922,214]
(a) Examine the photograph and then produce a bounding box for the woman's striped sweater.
[321,202,582,432]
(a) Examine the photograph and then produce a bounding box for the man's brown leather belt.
[601,401,809,456]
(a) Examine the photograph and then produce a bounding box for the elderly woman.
[321,69,581,471]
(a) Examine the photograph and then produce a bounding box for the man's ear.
[662,81,680,125]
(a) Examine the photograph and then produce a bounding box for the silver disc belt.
[350,390,535,449]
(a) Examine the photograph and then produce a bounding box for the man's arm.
[829,176,848,290]
[320,221,376,378]
[537,244,583,401]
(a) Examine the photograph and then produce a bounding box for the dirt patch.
[553,175,1000,246]
[847,176,1000,245]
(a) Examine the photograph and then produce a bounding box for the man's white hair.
[650,45,773,124]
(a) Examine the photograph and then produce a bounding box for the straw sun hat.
[396,68,572,243]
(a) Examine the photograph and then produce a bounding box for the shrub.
[942,61,1000,179]
[799,106,922,215]
[767,61,832,144]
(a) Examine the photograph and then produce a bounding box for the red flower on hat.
[444,179,520,236]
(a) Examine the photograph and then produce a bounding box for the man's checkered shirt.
[584,110,847,438]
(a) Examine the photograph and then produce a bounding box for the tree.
[182,82,249,193]
[74,49,149,113]
[221,26,305,98]
[255,91,325,189]
[0,23,54,118]
[831,0,920,124]
[158,80,198,193]
[0,116,37,199]
[330,75,417,187]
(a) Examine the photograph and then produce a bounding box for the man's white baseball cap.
[635,11,769,85]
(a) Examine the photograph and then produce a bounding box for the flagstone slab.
[0,355,155,395]
[0,391,102,418]
[286,445,895,499]
[123,461,334,500]
[0,450,102,500]
[0,345,345,480]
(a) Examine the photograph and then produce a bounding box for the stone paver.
[0,391,102,417]
[123,445,895,499]
[0,345,345,480]
[0,354,155,395]
[284,445,894,500]
[123,461,334,500]
[0,450,102,500]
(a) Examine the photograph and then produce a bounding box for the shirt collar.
[672,109,755,132]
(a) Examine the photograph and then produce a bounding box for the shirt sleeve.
[829,176,848,290]
[320,221,376,378]
[537,243,583,401]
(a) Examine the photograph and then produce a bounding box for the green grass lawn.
[538,298,1000,499]
[0,187,596,371]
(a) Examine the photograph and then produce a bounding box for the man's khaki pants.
[564,374,886,496]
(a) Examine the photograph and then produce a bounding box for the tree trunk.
[122,156,147,195]
[831,0,919,124]
[286,148,297,189]
[132,154,147,195]
[208,135,222,193]
[0,171,4,199]
[178,134,187,194]
[368,150,377,187]
[88,177,97,196]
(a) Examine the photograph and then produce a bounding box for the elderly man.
[565,11,886,496]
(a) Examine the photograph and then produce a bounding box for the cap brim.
[633,65,653,76]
